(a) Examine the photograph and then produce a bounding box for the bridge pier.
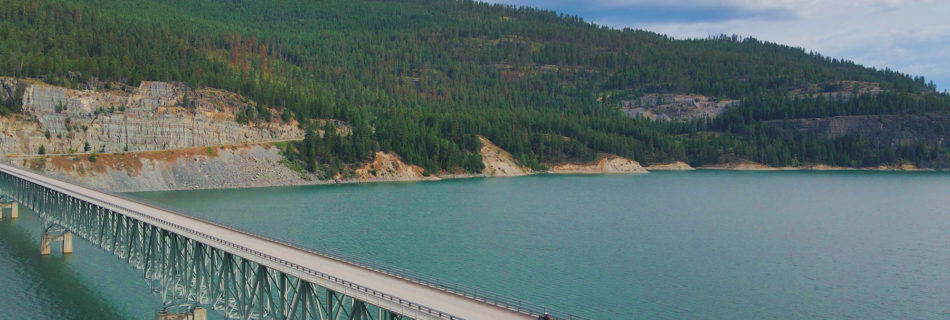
[40,232,73,255]
[154,307,206,320]
[0,201,17,219]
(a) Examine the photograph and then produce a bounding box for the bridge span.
[0,162,578,320]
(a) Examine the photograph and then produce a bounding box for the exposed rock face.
[789,80,883,100]
[645,161,694,171]
[621,94,739,121]
[549,155,647,174]
[17,145,318,192]
[478,136,529,176]
[0,116,46,155]
[1,78,303,156]
[351,151,434,182]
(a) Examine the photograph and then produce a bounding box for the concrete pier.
[155,307,206,320]
[0,201,16,219]
[63,232,73,253]
[40,234,52,255]
[40,232,73,255]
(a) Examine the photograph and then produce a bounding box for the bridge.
[0,162,581,320]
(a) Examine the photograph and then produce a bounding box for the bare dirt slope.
[16,144,315,192]
[351,151,435,182]
[550,154,647,174]
[478,136,530,176]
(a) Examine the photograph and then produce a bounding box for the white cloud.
[636,0,950,87]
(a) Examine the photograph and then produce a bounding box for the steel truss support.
[0,172,410,320]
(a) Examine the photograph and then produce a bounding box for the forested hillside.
[2,0,948,171]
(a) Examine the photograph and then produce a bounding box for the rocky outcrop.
[478,136,529,176]
[1,78,303,156]
[620,93,739,121]
[549,155,647,174]
[645,161,694,171]
[789,80,883,100]
[0,116,46,155]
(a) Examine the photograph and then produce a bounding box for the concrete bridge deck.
[0,162,538,320]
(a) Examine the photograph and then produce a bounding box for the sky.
[484,0,950,91]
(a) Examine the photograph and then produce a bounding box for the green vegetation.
[0,0,947,169]
[0,86,24,115]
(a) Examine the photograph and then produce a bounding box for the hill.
[1,0,948,172]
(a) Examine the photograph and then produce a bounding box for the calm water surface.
[1,171,949,319]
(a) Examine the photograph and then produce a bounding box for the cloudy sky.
[485,0,950,91]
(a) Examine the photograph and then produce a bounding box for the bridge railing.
[1,162,589,320]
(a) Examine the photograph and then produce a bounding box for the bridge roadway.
[0,162,534,320]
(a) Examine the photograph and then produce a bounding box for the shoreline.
[127,165,946,193]
[6,146,945,193]
[695,166,941,172]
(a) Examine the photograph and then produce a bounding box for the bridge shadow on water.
[1,202,241,320]
[0,216,127,319]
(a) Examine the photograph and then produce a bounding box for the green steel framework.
[0,170,450,320]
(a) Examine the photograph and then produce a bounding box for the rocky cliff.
[1,77,302,156]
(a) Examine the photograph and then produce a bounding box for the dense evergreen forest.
[1,0,948,171]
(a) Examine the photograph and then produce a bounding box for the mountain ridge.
[1,0,947,174]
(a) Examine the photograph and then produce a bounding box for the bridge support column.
[40,234,52,255]
[62,232,73,254]
[0,201,16,219]
[154,307,206,320]
[40,232,73,255]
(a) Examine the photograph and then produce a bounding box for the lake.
[1,171,949,319]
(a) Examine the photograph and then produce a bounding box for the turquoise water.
[2,171,950,319]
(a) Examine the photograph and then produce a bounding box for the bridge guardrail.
[1,162,589,320]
